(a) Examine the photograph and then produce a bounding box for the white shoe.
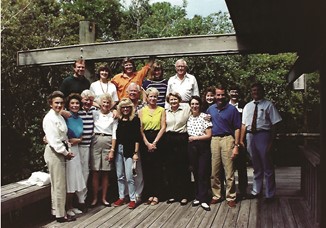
[201,203,211,211]
[67,209,75,217]
[71,208,82,214]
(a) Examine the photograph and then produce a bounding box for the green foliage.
[60,0,123,41]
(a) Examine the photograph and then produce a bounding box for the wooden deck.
[33,166,317,228]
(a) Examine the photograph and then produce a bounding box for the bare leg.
[92,171,99,205]
[101,171,109,204]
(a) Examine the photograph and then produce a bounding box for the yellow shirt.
[141,106,164,131]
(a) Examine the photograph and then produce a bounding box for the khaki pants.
[210,136,236,201]
[44,145,66,218]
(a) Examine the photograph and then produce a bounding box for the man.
[229,86,248,199]
[59,58,90,97]
[165,59,199,107]
[240,82,282,201]
[77,90,97,211]
[111,57,155,100]
[207,85,241,208]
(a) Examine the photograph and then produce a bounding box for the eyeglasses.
[121,106,131,110]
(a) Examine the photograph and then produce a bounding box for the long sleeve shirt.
[43,109,69,156]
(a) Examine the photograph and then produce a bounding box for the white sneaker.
[67,209,75,217]
[71,208,83,214]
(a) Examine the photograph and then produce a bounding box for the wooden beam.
[17,34,248,66]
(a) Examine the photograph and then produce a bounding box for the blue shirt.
[66,113,83,139]
[207,103,241,136]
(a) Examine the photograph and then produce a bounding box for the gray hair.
[127,82,141,92]
[175,59,187,67]
[81,89,95,99]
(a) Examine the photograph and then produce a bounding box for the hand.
[69,138,82,146]
[204,114,211,121]
[133,154,139,161]
[43,136,48,144]
[231,147,239,160]
[65,152,75,160]
[188,136,197,142]
[112,110,118,119]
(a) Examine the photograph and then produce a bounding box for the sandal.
[145,197,154,205]
[151,197,159,206]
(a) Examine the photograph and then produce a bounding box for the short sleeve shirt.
[187,113,212,136]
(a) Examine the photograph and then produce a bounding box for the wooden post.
[79,21,96,82]
[320,51,325,228]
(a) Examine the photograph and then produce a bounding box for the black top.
[59,75,90,97]
[116,117,141,158]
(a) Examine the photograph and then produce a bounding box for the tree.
[1,0,83,184]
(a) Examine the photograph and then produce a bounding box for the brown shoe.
[210,197,223,204]
[227,200,236,208]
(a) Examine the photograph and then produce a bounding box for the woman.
[139,87,166,205]
[90,93,118,207]
[202,86,216,112]
[164,92,191,205]
[187,96,212,211]
[65,93,86,217]
[43,91,75,223]
[142,62,168,107]
[90,65,118,109]
[113,98,141,209]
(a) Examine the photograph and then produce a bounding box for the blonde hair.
[145,87,159,97]
[117,98,135,120]
[98,93,113,105]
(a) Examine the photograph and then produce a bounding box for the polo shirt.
[78,106,96,146]
[206,103,241,136]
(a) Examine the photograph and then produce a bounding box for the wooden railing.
[299,144,320,228]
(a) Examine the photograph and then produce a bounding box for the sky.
[122,0,228,18]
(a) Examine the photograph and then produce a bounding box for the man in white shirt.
[240,82,282,202]
[165,59,199,108]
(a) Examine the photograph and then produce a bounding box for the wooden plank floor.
[38,167,316,228]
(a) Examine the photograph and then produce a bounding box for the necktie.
[251,101,259,132]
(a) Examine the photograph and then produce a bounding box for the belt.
[213,134,232,137]
[247,129,270,134]
[94,133,112,136]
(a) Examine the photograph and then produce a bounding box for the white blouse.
[43,109,69,155]
[93,110,118,139]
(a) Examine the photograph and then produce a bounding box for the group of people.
[43,57,282,223]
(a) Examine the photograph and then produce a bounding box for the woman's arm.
[153,110,166,146]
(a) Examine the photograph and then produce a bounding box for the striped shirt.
[78,106,97,146]
[142,79,168,107]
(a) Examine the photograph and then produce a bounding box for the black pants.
[163,132,191,201]
[188,140,211,203]
[141,130,163,199]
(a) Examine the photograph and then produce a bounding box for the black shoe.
[167,198,176,204]
[201,203,211,211]
[102,201,111,207]
[78,203,88,213]
[56,216,76,223]
[180,199,188,206]
[192,200,200,207]
[247,193,261,199]
[264,197,275,203]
